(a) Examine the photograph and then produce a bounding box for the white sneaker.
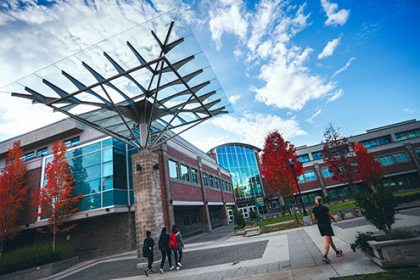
[169,266,175,270]
[177,262,182,268]
[176,266,180,271]
[159,268,163,274]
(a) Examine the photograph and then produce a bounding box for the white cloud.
[228,94,242,104]
[208,0,248,50]
[234,48,243,59]
[318,35,342,59]
[320,0,349,26]
[253,44,336,111]
[327,88,344,102]
[332,57,356,79]
[306,109,322,123]
[403,109,415,113]
[210,112,307,148]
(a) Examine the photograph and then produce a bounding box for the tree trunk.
[0,241,3,258]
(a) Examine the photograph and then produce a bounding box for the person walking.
[158,227,174,274]
[169,225,185,270]
[312,196,343,264]
[143,230,155,276]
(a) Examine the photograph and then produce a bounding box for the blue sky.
[0,0,419,152]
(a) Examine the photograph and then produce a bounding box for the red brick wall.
[224,193,235,203]
[170,181,203,201]
[205,189,222,201]
[167,147,198,167]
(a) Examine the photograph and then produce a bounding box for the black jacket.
[158,233,170,251]
[143,237,154,257]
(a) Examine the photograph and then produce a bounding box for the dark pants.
[147,252,153,269]
[173,249,183,264]
[160,249,172,268]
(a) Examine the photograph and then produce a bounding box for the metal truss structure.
[3,10,232,151]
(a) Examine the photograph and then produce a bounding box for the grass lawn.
[330,268,420,280]
[328,201,357,212]
[394,189,420,196]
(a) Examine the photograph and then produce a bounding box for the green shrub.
[355,187,397,234]
[249,209,257,219]
[0,244,74,276]
[350,232,374,255]
[233,210,245,228]
[395,193,420,204]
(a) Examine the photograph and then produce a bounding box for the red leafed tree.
[354,142,384,191]
[261,131,302,222]
[322,124,359,190]
[31,141,83,252]
[0,141,28,258]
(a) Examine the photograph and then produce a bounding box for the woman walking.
[312,196,342,264]
[169,225,185,270]
[158,227,174,274]
[143,230,155,276]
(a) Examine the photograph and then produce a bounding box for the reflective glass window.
[298,155,310,162]
[377,137,390,145]
[222,181,225,190]
[327,189,337,198]
[203,173,208,185]
[69,151,101,170]
[23,152,34,161]
[312,152,323,160]
[102,138,113,148]
[302,195,309,203]
[169,160,179,179]
[322,168,334,178]
[66,141,101,158]
[102,148,113,162]
[103,161,113,177]
[379,155,394,165]
[416,149,420,158]
[191,168,198,183]
[215,178,219,189]
[209,176,214,188]
[308,193,316,202]
[396,133,407,141]
[63,136,80,147]
[304,171,316,181]
[103,176,114,191]
[74,178,101,196]
[181,164,190,181]
[77,194,101,211]
[37,147,48,156]
[298,175,304,183]
[394,152,408,162]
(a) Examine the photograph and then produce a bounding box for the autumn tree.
[354,142,384,191]
[0,141,28,258]
[31,141,83,252]
[261,131,303,223]
[322,124,359,191]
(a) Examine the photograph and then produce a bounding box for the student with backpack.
[158,227,174,274]
[169,225,184,270]
[142,230,155,276]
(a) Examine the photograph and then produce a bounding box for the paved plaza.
[45,207,420,280]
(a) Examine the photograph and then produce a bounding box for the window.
[363,140,377,148]
[304,171,316,181]
[215,178,219,189]
[209,176,214,188]
[416,149,420,158]
[394,152,408,162]
[302,195,309,203]
[312,152,323,160]
[322,168,334,178]
[298,175,304,183]
[377,137,390,145]
[183,212,190,226]
[308,193,316,202]
[271,200,280,208]
[222,181,225,190]
[63,136,80,147]
[169,160,179,179]
[382,178,396,187]
[298,155,310,162]
[327,189,337,198]
[23,151,34,161]
[203,173,208,186]
[379,155,394,165]
[191,212,198,224]
[37,147,48,156]
[181,164,190,181]
[396,130,420,141]
[191,168,198,183]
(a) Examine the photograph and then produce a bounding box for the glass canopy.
[2,9,233,151]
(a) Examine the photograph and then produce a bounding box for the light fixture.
[153,163,160,170]
[136,164,142,171]
[105,208,110,212]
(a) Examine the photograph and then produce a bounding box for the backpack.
[169,233,178,250]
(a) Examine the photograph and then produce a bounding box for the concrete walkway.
[45,207,420,280]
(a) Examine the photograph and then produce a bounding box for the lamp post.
[288,158,308,217]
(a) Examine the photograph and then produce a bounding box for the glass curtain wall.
[42,137,130,213]
[215,145,264,201]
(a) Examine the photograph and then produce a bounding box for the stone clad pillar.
[132,150,164,269]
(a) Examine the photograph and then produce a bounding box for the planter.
[366,237,420,268]
[245,226,261,237]
[0,256,78,280]
[234,228,246,236]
